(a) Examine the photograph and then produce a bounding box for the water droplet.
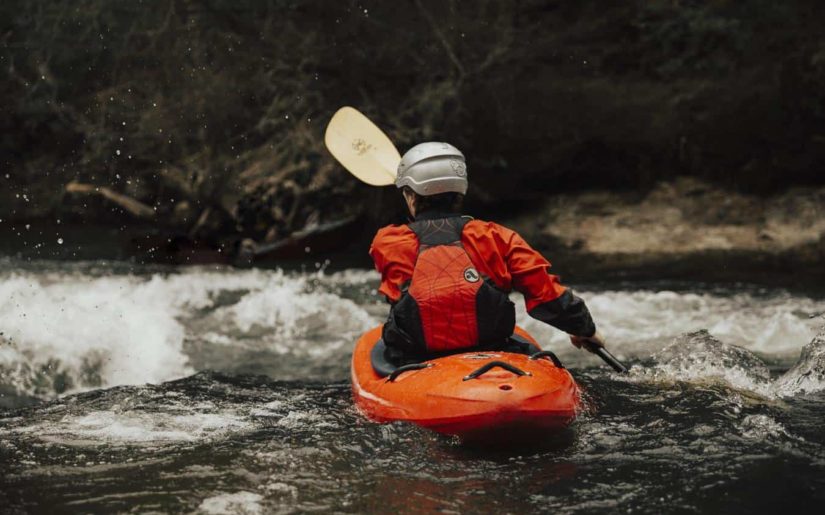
[57,238,63,244]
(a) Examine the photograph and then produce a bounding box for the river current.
[1,258,824,513]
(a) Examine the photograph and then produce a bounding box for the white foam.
[740,414,792,441]
[262,481,299,498]
[8,408,252,445]
[2,263,823,400]
[0,273,191,395]
[190,269,377,363]
[323,268,381,286]
[276,410,337,430]
[248,399,286,417]
[0,267,378,398]
[517,289,825,366]
[215,282,374,346]
[198,491,264,515]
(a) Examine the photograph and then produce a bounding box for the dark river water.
[1,258,824,513]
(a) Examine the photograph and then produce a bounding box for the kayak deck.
[351,326,581,443]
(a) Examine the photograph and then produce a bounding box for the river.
[1,258,824,513]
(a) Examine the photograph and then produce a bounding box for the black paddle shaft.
[593,347,629,373]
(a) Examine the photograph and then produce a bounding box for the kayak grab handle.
[386,363,433,382]
[463,361,531,381]
[528,350,564,368]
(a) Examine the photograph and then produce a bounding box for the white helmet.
[395,142,468,196]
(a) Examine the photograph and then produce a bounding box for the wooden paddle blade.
[324,106,399,186]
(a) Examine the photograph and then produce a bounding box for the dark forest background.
[2,0,824,263]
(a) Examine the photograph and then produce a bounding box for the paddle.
[324,106,400,186]
[593,347,629,374]
[324,106,630,374]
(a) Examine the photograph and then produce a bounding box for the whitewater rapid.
[2,260,825,513]
[0,261,823,405]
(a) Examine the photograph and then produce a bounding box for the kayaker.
[369,142,607,363]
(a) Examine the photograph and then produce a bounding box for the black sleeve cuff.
[527,290,596,337]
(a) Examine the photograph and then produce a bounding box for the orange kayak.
[351,326,581,443]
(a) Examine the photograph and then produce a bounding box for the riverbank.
[508,179,825,290]
[1,178,823,292]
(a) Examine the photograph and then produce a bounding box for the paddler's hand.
[570,331,606,353]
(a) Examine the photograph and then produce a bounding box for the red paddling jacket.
[370,212,596,357]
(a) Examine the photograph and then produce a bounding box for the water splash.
[1,263,823,403]
[0,274,191,400]
[631,330,773,396]
[209,280,374,350]
[0,267,378,402]
[740,414,791,441]
[519,288,824,365]
[775,328,825,396]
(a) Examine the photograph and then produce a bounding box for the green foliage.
[1,0,824,239]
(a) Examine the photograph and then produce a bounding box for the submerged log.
[236,215,362,265]
[65,182,156,219]
[125,215,363,266]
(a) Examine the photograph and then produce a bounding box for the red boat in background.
[351,326,581,444]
